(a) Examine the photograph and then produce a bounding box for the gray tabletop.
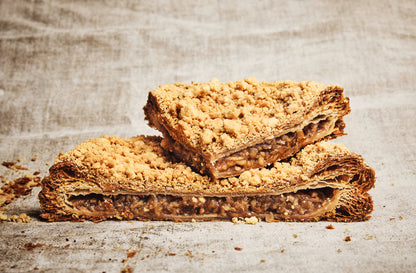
[1,1,415,272]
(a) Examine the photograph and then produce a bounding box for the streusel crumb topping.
[56,135,351,194]
[149,78,331,154]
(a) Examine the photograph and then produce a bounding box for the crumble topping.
[54,135,360,194]
[147,78,340,154]
[55,135,320,193]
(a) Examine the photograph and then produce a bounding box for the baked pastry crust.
[39,135,374,222]
[144,78,350,179]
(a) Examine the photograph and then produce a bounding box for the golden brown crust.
[144,78,350,178]
[38,135,374,222]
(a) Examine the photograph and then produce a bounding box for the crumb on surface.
[8,213,31,223]
[234,247,243,251]
[121,265,133,273]
[24,242,44,250]
[364,234,374,240]
[326,224,334,229]
[0,173,41,208]
[344,236,351,242]
[2,161,28,171]
[232,216,259,224]
[127,250,136,258]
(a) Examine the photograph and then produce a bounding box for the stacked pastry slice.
[39,78,375,222]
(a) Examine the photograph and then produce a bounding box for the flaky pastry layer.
[39,135,374,222]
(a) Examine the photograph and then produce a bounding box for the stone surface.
[0,0,415,272]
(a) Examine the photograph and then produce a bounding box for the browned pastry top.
[145,78,346,156]
[54,135,372,196]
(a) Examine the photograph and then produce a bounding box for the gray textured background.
[0,0,415,272]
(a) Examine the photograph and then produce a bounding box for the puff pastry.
[39,135,374,222]
[144,78,350,179]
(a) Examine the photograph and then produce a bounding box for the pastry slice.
[39,135,375,222]
[144,78,351,179]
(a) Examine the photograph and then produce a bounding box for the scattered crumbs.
[232,216,259,224]
[127,250,136,258]
[212,250,215,253]
[280,249,285,253]
[64,244,70,248]
[8,213,31,223]
[260,259,266,263]
[1,213,31,223]
[0,172,41,214]
[31,157,37,162]
[168,252,176,256]
[17,157,22,162]
[232,217,240,224]
[121,265,133,273]
[24,242,44,251]
[337,249,342,253]
[399,216,403,220]
[185,250,194,258]
[325,224,334,229]
[364,234,374,240]
[33,266,39,270]
[245,216,259,224]
[46,162,50,166]
[191,219,196,223]
[234,247,243,251]
[33,171,40,176]
[230,238,233,240]
[389,217,395,221]
[344,236,351,242]
[1,161,28,171]
[151,225,155,229]
[293,234,298,238]
[114,246,120,249]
